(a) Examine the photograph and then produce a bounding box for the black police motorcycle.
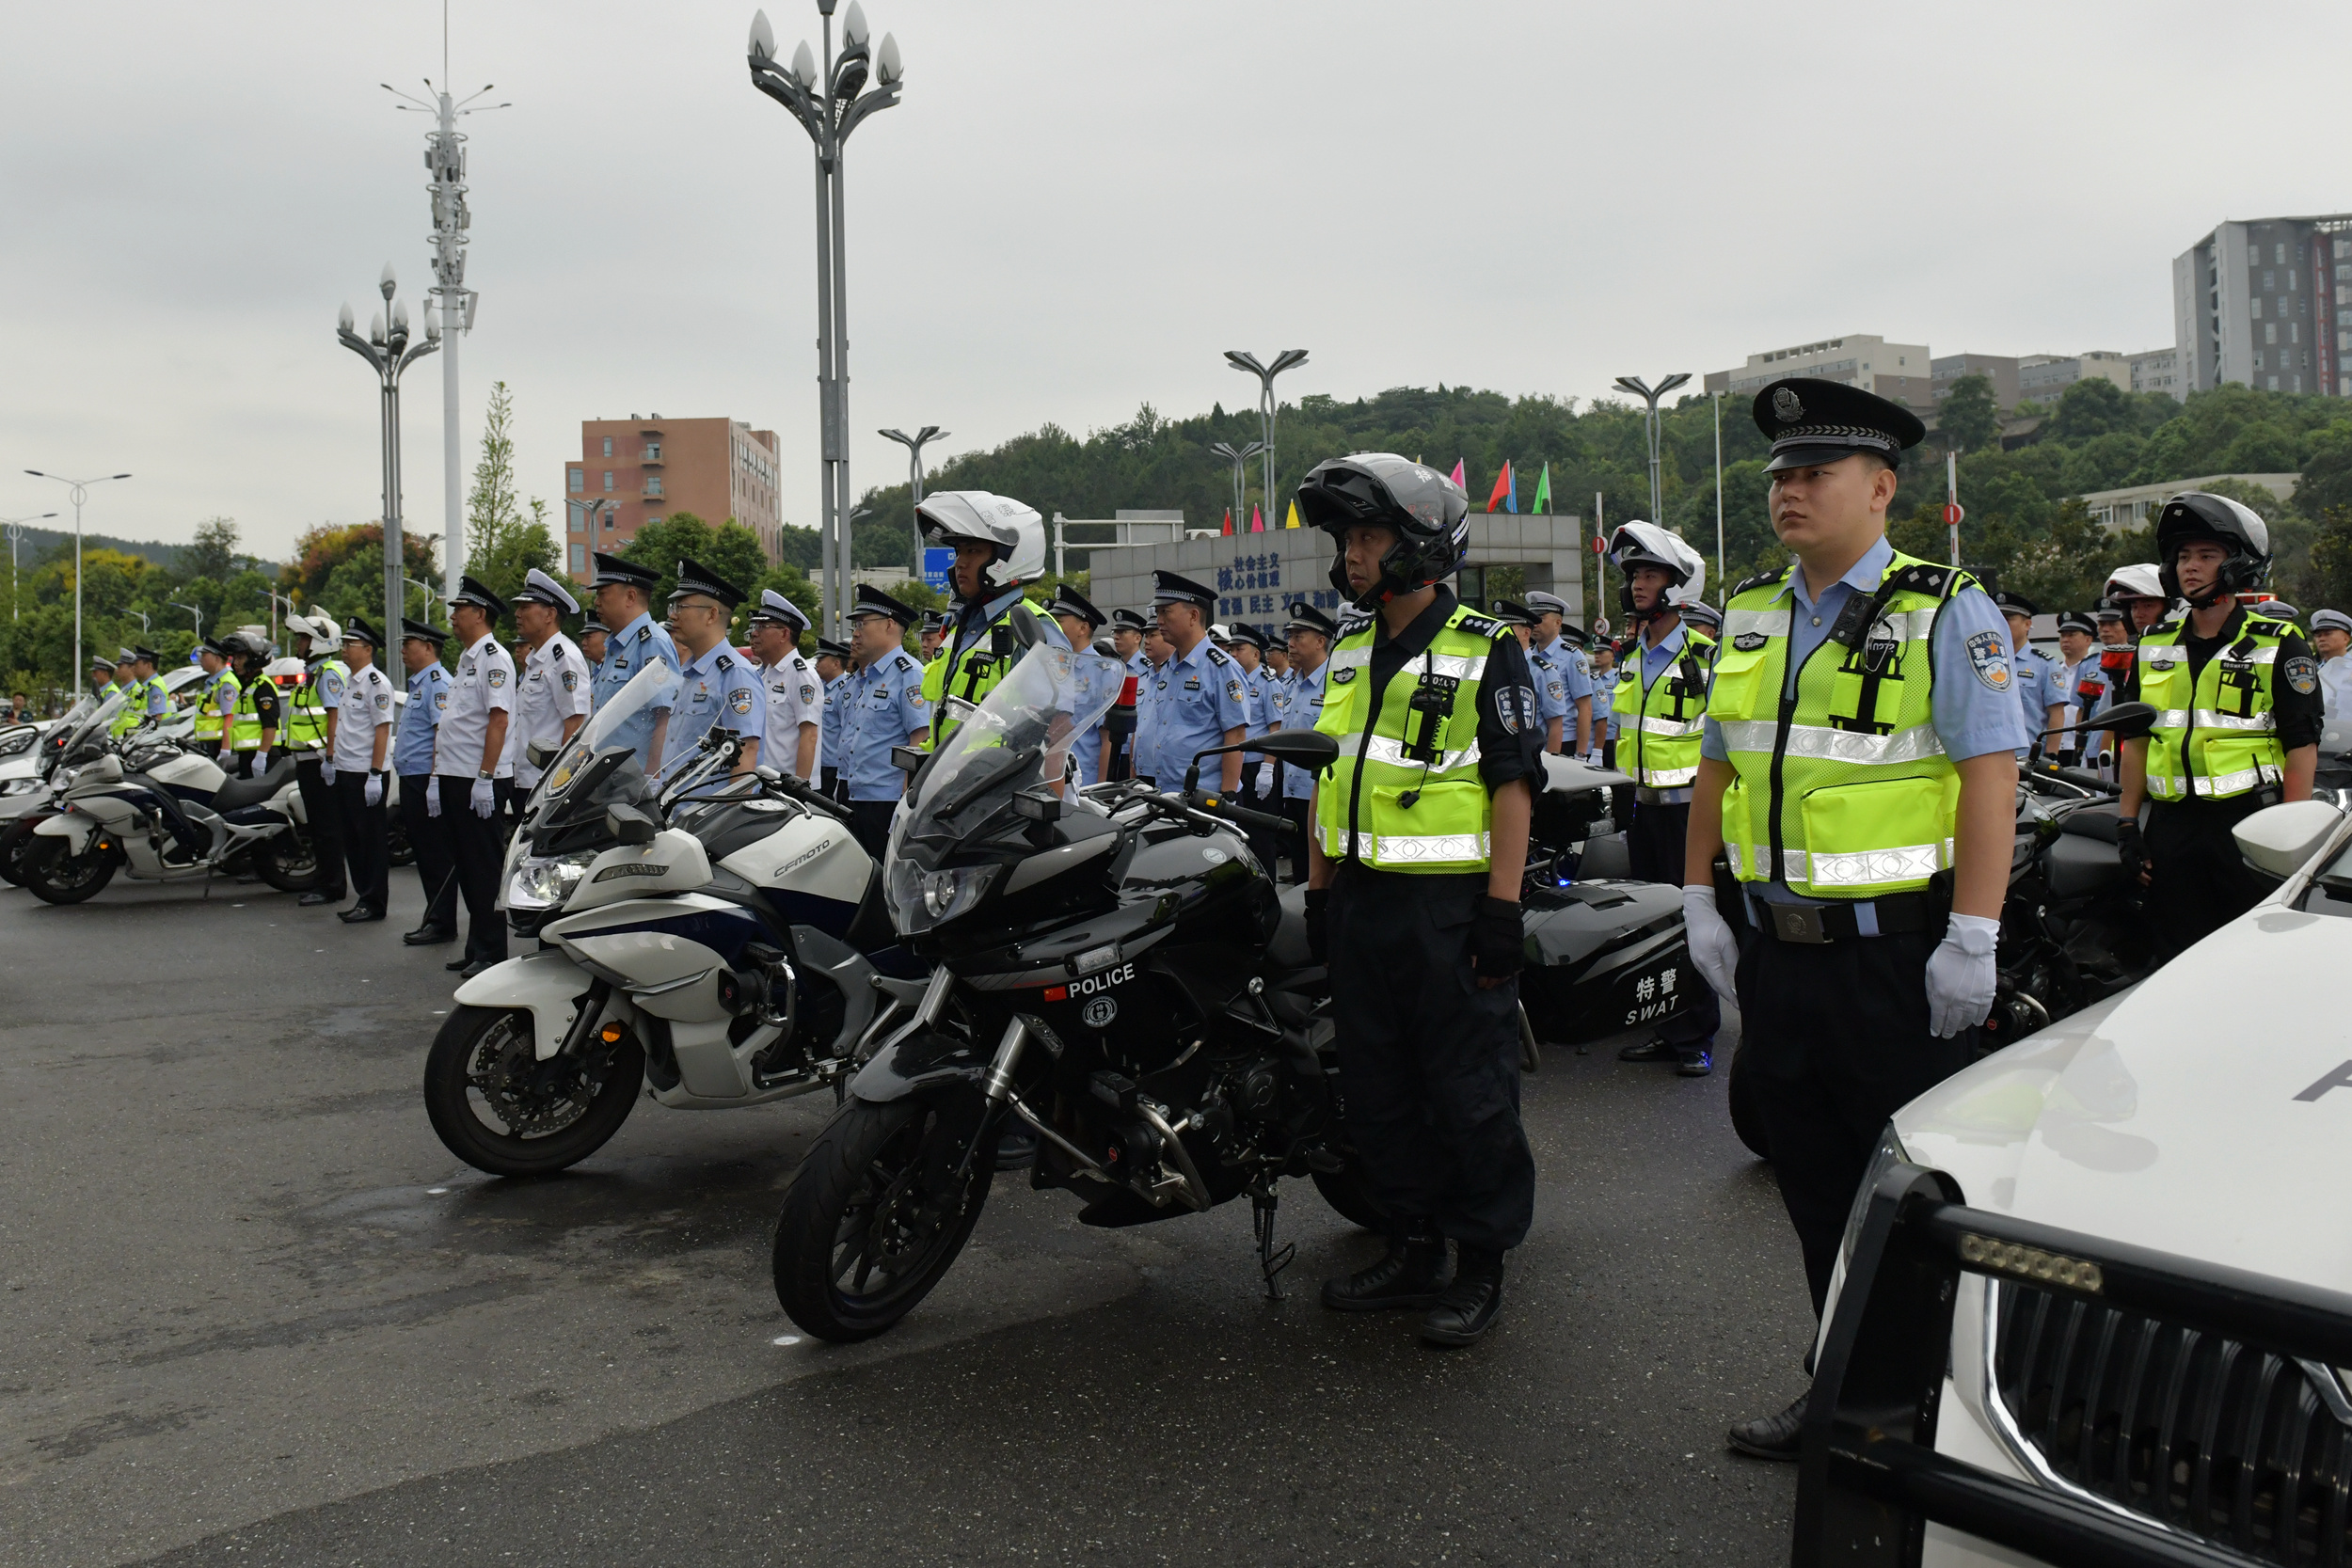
[769,628,1385,1342]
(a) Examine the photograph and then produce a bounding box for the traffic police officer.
[226,634,280,778]
[918,610,946,664]
[836,585,930,857]
[396,618,458,945]
[749,590,821,783]
[1682,378,2027,1458]
[1145,571,1248,795]
[2116,494,2321,960]
[331,619,398,922]
[585,550,680,768]
[1106,608,1152,782]
[505,567,595,799]
[2048,610,2107,766]
[1601,522,1724,1076]
[89,655,119,704]
[192,639,240,753]
[1994,590,2058,764]
[1045,585,1116,786]
[1275,599,1339,881]
[917,491,1064,746]
[579,616,610,681]
[432,576,517,979]
[654,557,765,789]
[281,613,348,908]
[1299,454,1542,1348]
[1526,590,1594,756]
[815,637,851,797]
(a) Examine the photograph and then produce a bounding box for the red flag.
[1221,507,1233,537]
[1249,503,1264,533]
[1486,460,1515,514]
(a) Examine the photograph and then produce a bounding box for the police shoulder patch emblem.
[1965,629,2011,691]
[2285,654,2320,695]
[731,690,754,714]
[1226,679,1245,701]
[486,668,506,689]
[1733,631,1768,652]
[562,670,577,691]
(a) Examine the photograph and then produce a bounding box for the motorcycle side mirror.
[526,737,561,768]
[606,805,658,846]
[891,745,929,775]
[1010,787,1063,824]
[2097,702,2156,740]
[754,764,782,784]
[1006,604,1043,651]
[1248,729,1340,768]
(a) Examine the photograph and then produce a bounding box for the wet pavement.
[0,868,1807,1566]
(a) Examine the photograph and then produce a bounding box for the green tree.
[619,512,769,610]
[465,381,558,603]
[2305,507,2352,612]
[176,515,241,584]
[1939,374,2002,453]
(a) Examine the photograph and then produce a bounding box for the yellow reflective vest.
[192,669,240,742]
[2137,611,2291,800]
[284,658,345,752]
[1610,626,1714,790]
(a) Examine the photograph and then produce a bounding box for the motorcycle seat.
[2056,802,2122,844]
[211,759,294,812]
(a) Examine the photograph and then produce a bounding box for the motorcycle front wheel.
[0,815,48,886]
[251,826,320,894]
[771,1097,993,1343]
[422,1005,645,1177]
[21,834,117,905]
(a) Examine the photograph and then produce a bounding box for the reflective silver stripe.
[1876,607,1942,644]
[2144,645,2279,669]
[1715,719,1947,765]
[2146,775,2187,799]
[1328,647,1370,671]
[1345,830,1489,864]
[2194,764,2281,797]
[1636,715,1705,737]
[1638,764,1699,787]
[1359,735,1481,771]
[1802,840,1951,888]
[2190,708,2277,732]
[1323,647,1485,681]
[1722,606,1790,641]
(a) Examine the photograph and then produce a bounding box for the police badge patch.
[1965,630,2011,691]
[1226,679,1245,701]
[2285,655,2320,695]
[1772,387,1804,422]
[562,670,577,691]
[732,691,754,714]
[487,668,506,689]
[1331,666,1357,685]
[1733,632,1767,652]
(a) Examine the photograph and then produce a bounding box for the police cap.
[450,574,508,619]
[1991,589,2039,619]
[401,617,450,648]
[1109,607,1151,633]
[1489,599,1536,628]
[513,566,580,616]
[846,582,917,626]
[2054,610,2097,637]
[342,616,383,649]
[749,588,811,634]
[1523,590,1573,620]
[815,637,851,660]
[1753,377,1927,474]
[588,551,660,592]
[1151,569,1216,611]
[667,556,747,610]
[1283,600,1340,640]
[1044,585,1106,629]
[2312,609,2352,637]
[1225,621,1267,651]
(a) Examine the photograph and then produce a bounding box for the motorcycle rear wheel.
[251,826,320,894]
[21,834,117,905]
[0,815,46,886]
[423,1005,645,1177]
[772,1097,993,1343]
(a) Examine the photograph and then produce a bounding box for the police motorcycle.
[0,696,97,884]
[422,659,919,1178]
[18,685,319,905]
[766,620,1391,1344]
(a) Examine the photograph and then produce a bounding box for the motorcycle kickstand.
[1249,1179,1295,1302]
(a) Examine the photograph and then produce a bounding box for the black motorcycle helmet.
[1296,453,1470,610]
[2156,492,2272,608]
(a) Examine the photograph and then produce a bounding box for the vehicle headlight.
[884,858,1000,935]
[0,732,33,757]
[0,777,36,797]
[506,850,597,912]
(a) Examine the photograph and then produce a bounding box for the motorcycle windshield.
[887,641,1124,877]
[536,659,682,805]
[60,692,128,758]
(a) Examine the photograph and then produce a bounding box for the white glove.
[470,777,496,818]
[217,748,234,767]
[363,772,383,808]
[320,761,337,785]
[252,750,270,773]
[1925,913,2002,1039]
[425,783,442,818]
[1682,884,1740,1005]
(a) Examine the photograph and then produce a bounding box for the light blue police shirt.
[1279,661,1329,801]
[838,647,930,802]
[819,672,849,772]
[1698,535,2030,910]
[1149,635,1250,786]
[1065,651,1122,788]
[2013,645,2058,760]
[394,663,450,777]
[588,609,681,768]
[657,642,767,785]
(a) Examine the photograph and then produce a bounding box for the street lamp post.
[336,265,440,653]
[1223,350,1307,526]
[878,424,946,578]
[24,472,132,684]
[404,575,441,626]
[1209,439,1263,536]
[1612,372,1691,526]
[169,600,203,646]
[747,2,905,642]
[1710,389,1726,600]
[2,513,58,621]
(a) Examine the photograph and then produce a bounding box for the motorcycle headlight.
[506,850,597,912]
[884,857,1000,935]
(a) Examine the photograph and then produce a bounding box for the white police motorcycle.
[422,661,924,1177]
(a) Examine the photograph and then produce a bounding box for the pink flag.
[1449,458,1466,491]
[1249,503,1264,533]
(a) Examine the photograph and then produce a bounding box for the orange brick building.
[562,414,784,580]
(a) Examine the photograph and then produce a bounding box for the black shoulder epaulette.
[1455,611,1504,640]
[1729,567,1787,598]
[714,652,734,672]
[1884,562,1963,600]
[1204,645,1232,667]
[1336,610,1374,636]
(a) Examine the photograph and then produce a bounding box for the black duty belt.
[1753,889,1944,944]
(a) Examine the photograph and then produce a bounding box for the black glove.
[1303,887,1329,964]
[2116,817,2148,882]
[1471,895,1525,979]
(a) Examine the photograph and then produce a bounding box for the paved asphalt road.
[0,864,1811,1567]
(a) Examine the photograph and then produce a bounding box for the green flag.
[1532,462,1552,515]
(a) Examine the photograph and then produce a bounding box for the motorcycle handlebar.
[2034,762,2121,796]
[1184,788,1291,835]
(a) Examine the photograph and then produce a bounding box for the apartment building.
[1702,334,1935,410]
[561,415,784,579]
[2173,214,2352,398]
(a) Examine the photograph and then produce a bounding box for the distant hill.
[1,526,278,573]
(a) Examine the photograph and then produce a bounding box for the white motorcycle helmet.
[284,611,341,652]
[916,491,1047,594]
[1606,520,1707,619]
[2102,563,2165,604]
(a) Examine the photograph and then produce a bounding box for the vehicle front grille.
[1990,1278,2352,1563]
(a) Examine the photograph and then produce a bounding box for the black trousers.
[1235,768,1282,876]
[1735,917,1974,1316]
[821,766,840,799]
[437,776,512,963]
[399,773,459,931]
[333,771,389,911]
[1328,865,1536,1253]
[2145,798,2274,963]
[847,800,896,861]
[1625,800,1721,1049]
[295,758,344,897]
[1278,797,1310,884]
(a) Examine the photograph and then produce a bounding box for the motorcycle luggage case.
[1518,879,1692,1043]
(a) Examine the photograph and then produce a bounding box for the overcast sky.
[5,0,2346,562]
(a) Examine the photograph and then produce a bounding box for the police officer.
[1228,624,1286,804]
[2047,610,2107,766]
[1298,454,1542,1348]
[917,491,1064,746]
[652,558,765,791]
[1276,599,1339,881]
[226,634,280,778]
[579,616,610,681]
[331,619,398,922]
[585,551,681,769]
[1526,590,1594,756]
[1994,590,2059,766]
[192,639,240,755]
[836,585,931,857]
[1602,521,1724,1076]
[2312,608,2352,719]
[2116,494,2322,962]
[281,613,349,908]
[1045,585,1116,786]
[88,655,119,705]
[1681,378,2027,1458]
[815,637,852,797]
[111,646,168,736]
[395,618,459,945]
[1145,571,1248,795]
[1106,608,1152,782]
[505,567,595,800]
[918,610,947,664]
[431,576,517,979]
[749,591,822,783]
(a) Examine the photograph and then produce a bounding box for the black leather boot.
[1726,1392,1807,1460]
[1420,1246,1505,1346]
[1320,1222,1449,1312]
